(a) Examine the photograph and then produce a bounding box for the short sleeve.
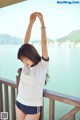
[39,56,49,68]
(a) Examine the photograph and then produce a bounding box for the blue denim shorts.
[16,101,41,114]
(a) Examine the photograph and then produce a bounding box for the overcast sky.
[0,0,80,40]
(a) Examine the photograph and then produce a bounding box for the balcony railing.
[0,68,80,120]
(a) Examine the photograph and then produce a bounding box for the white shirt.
[16,58,49,106]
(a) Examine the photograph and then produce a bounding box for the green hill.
[55,30,80,43]
[0,30,80,44]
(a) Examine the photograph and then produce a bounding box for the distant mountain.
[1,30,80,44]
[55,30,80,43]
[0,34,22,44]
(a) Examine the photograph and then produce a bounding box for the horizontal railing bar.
[0,75,80,120]
[0,78,80,104]
[0,78,80,105]
[0,77,17,88]
[43,89,80,107]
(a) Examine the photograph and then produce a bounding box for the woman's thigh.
[24,112,40,120]
[15,105,26,120]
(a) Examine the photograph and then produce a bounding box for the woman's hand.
[24,12,37,44]
[37,12,45,26]
[29,12,37,24]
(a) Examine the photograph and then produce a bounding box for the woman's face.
[20,56,34,67]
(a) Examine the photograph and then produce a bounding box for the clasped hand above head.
[30,12,45,26]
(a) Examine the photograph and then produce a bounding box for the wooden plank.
[49,99,55,120]
[0,77,17,88]
[16,68,22,93]
[43,89,80,107]
[70,115,75,120]
[59,106,80,120]
[0,83,3,112]
[0,0,26,8]
[4,85,9,119]
[11,87,16,120]
[39,106,44,120]
[16,76,20,94]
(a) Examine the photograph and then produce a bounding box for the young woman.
[15,12,49,120]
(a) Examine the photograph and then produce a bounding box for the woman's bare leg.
[24,112,40,120]
[15,105,26,120]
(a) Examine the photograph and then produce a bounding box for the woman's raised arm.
[24,12,37,44]
[37,12,48,59]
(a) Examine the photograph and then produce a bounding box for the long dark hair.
[17,44,41,64]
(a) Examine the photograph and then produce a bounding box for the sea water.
[0,44,80,120]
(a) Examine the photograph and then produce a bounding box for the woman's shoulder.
[38,56,49,68]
